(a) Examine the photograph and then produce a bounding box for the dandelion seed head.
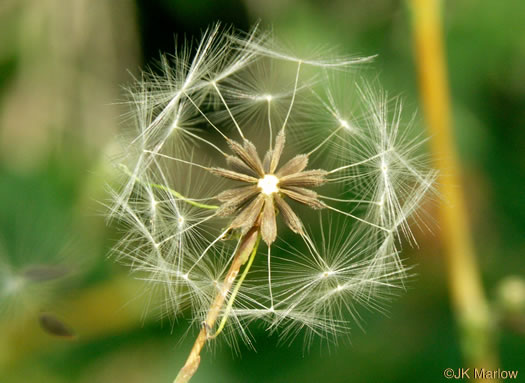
[109,25,435,348]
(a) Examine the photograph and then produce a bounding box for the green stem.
[118,164,219,210]
[209,234,261,339]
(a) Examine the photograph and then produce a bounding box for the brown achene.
[210,129,328,245]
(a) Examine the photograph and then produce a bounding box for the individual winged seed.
[217,194,258,216]
[274,194,304,235]
[209,168,258,183]
[284,186,319,199]
[228,139,264,176]
[216,187,259,216]
[226,155,257,176]
[230,194,265,233]
[217,185,258,203]
[261,196,277,244]
[22,264,69,282]
[280,187,325,209]
[39,313,76,338]
[275,154,308,177]
[243,140,265,175]
[279,170,328,187]
[270,129,285,173]
[263,150,273,173]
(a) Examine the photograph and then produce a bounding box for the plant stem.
[409,0,498,377]
[209,234,260,339]
[174,227,260,383]
[119,164,219,210]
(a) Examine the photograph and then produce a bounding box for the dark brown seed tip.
[39,313,76,339]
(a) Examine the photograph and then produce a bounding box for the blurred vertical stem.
[409,0,498,377]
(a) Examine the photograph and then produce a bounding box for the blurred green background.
[1,0,524,382]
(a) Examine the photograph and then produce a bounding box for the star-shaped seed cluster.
[210,130,327,245]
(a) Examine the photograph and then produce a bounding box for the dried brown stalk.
[174,227,260,383]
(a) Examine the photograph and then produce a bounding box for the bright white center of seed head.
[258,174,279,195]
[338,118,350,130]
